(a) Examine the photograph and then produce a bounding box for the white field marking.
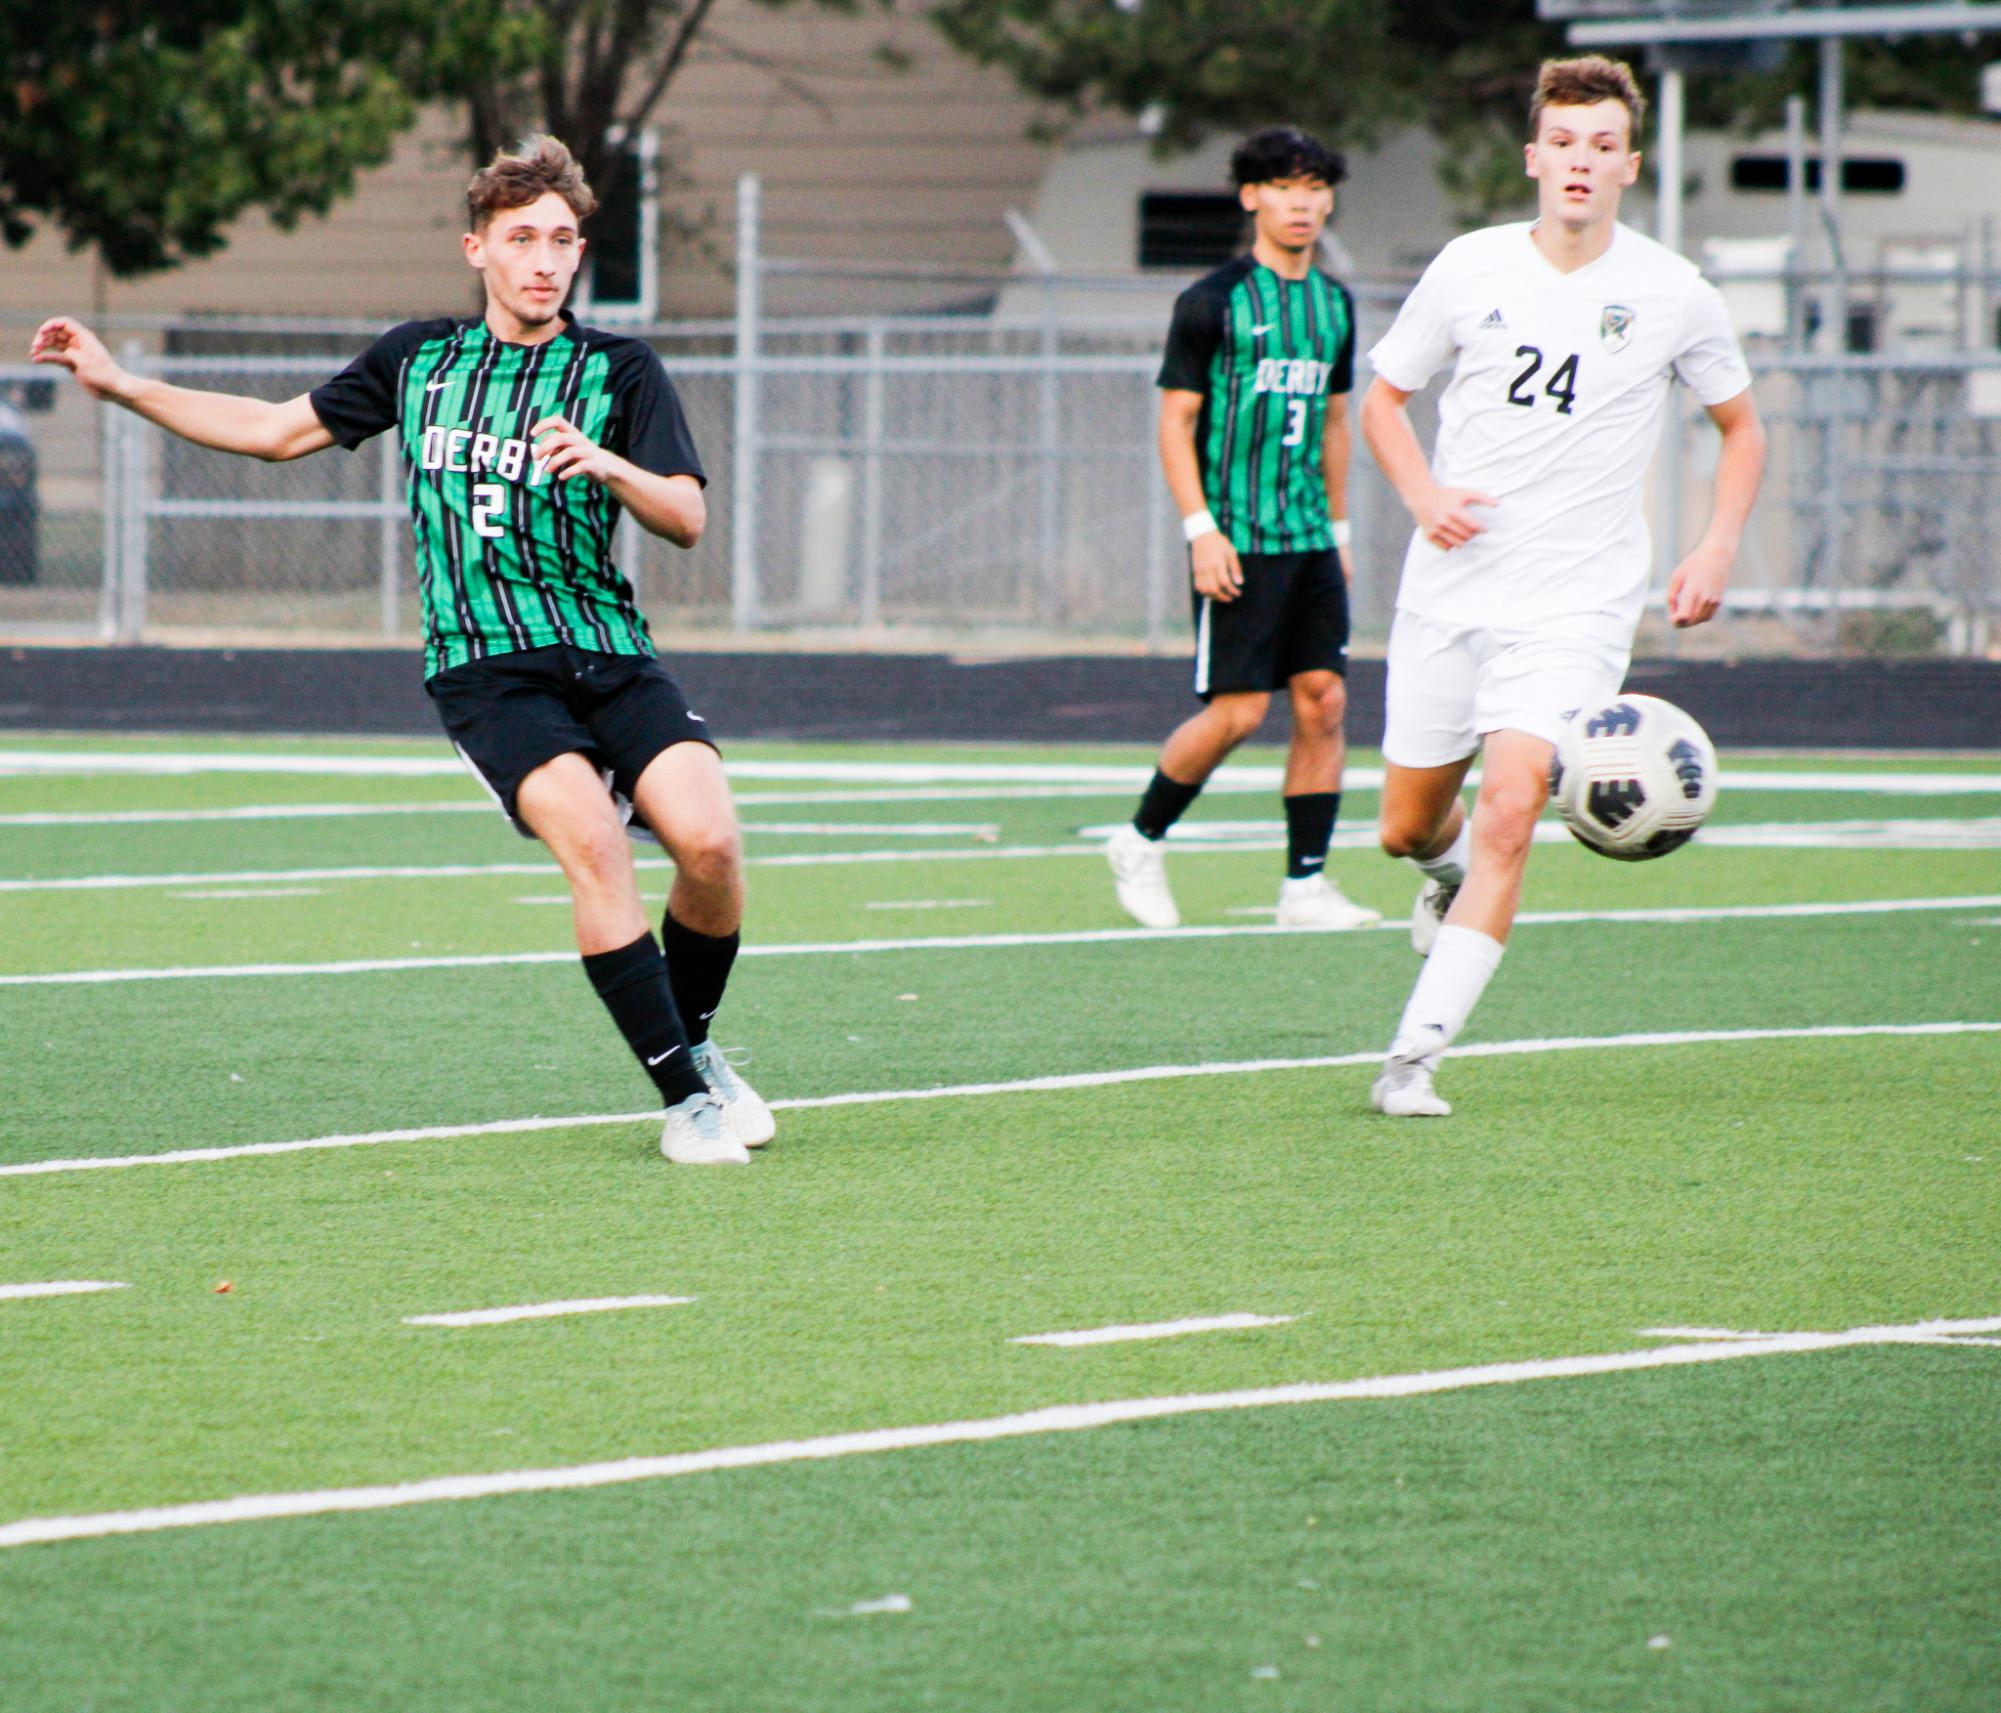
[736,821,1001,839]
[4,1020,1994,1180]
[1697,817,2001,850]
[1639,1322,2001,1349]
[0,862,563,895]
[863,898,994,912]
[7,811,1994,899]
[0,1280,129,1302]
[5,749,1999,795]
[171,887,326,901]
[0,802,492,827]
[4,1312,1996,1551]
[403,1295,694,1329]
[0,787,1207,824]
[5,895,1999,990]
[1082,819,2001,853]
[1011,1313,1298,1347]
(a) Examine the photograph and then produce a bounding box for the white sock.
[1412,821,1471,888]
[1388,925,1505,1065]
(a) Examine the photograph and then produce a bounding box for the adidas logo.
[1479,308,1506,330]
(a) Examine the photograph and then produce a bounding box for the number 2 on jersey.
[471,482,507,539]
[1506,346,1580,416]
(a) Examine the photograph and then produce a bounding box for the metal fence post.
[97,401,121,641]
[1036,279,1062,622]
[731,173,763,631]
[1817,35,1847,594]
[1143,427,1169,652]
[118,342,148,641]
[1654,68,1687,625]
[859,321,886,628]
[378,430,401,639]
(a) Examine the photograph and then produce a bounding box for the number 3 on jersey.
[1280,397,1308,447]
[471,482,507,539]
[1506,346,1579,415]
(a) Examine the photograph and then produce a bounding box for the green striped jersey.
[310,314,704,678]
[1156,256,1356,555]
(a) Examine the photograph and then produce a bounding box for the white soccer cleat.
[1275,874,1382,930]
[660,1090,752,1165]
[1411,877,1460,957]
[1370,1055,1453,1118]
[694,1040,775,1149]
[1106,823,1180,929]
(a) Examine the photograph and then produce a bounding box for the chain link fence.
[2,190,1996,658]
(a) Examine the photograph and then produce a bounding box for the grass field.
[2,731,1997,1711]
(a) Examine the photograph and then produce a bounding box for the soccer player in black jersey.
[32,137,770,1165]
[1107,128,1381,934]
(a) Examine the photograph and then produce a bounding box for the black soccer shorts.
[1189,547,1350,700]
[425,644,717,837]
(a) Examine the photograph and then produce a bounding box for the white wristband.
[1182,509,1219,544]
[1332,519,1352,549]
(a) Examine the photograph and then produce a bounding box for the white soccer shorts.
[1382,610,1629,767]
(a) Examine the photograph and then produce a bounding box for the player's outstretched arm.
[1360,378,1495,552]
[1666,388,1766,629]
[530,415,705,548]
[30,317,333,462]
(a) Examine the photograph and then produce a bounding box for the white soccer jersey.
[1368,221,1751,645]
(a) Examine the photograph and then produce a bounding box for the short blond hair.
[1530,56,1646,143]
[466,134,597,232]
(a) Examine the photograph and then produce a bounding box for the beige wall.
[0,1,1058,327]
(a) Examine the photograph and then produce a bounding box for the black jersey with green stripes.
[309,314,704,678]
[1156,256,1356,555]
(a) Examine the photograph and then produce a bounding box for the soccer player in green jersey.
[32,136,770,1165]
[1107,128,1381,935]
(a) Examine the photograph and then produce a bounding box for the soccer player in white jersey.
[1359,55,1766,1116]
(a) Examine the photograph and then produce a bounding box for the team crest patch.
[1600,304,1636,353]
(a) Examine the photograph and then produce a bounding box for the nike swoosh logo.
[646,1046,683,1067]
[1249,323,1275,336]
[425,377,453,392]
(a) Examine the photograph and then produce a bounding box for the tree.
[411,0,889,228]
[0,1,502,276]
[930,0,1998,226]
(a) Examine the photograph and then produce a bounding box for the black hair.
[1229,127,1347,190]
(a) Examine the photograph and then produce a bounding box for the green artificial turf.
[1,735,1997,1711]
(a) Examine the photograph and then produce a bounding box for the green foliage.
[931,0,2001,227]
[0,2,497,276]
[409,0,890,234]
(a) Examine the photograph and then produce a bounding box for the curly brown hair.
[1529,56,1646,143]
[466,134,597,232]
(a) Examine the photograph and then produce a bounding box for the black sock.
[1284,792,1340,880]
[581,932,708,1106]
[662,912,739,1047]
[1133,769,1203,841]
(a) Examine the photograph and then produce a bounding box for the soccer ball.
[1549,693,1718,861]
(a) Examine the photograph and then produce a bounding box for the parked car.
[0,401,37,585]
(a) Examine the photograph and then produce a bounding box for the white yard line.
[3,749,1997,793]
[0,1281,128,1301]
[4,815,1994,896]
[171,887,326,901]
[403,1295,694,1329]
[4,894,1998,989]
[863,899,994,912]
[3,1312,1994,1551]
[737,822,1001,839]
[1012,1313,1298,1347]
[2,1020,1993,1180]
[0,803,494,827]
